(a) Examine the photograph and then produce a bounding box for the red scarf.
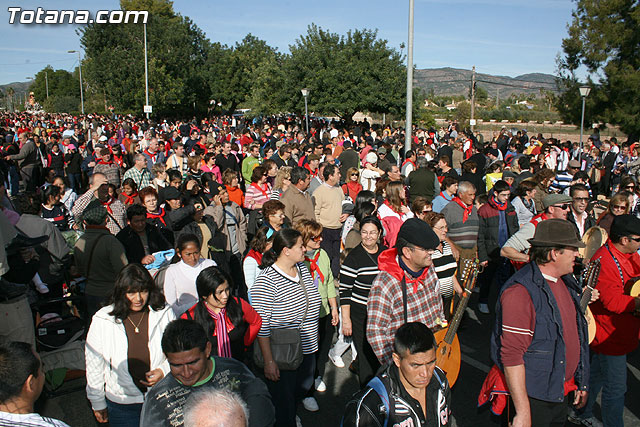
[102,197,115,214]
[245,249,263,265]
[97,159,113,166]
[305,250,325,284]
[144,149,157,163]
[147,207,166,226]
[401,159,416,169]
[452,197,473,222]
[251,182,270,199]
[383,200,404,216]
[489,194,507,211]
[121,192,138,205]
[304,163,318,177]
[113,155,124,168]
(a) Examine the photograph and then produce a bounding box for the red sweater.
[590,240,640,355]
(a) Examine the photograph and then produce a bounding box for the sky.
[0,0,577,85]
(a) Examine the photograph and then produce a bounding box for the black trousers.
[350,303,380,388]
[320,227,341,279]
[264,354,315,427]
[505,396,568,427]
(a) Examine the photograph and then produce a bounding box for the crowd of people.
[0,110,639,427]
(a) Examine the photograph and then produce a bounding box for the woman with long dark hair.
[163,233,217,316]
[249,228,322,427]
[85,264,175,427]
[181,266,261,362]
[377,180,413,247]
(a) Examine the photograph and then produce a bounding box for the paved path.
[40,292,640,426]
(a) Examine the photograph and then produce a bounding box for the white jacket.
[85,304,175,410]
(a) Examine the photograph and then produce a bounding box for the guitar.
[580,259,600,344]
[434,258,479,387]
[580,226,608,263]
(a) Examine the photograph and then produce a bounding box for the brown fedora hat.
[528,219,586,248]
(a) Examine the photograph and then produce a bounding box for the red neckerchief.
[305,250,325,284]
[144,149,157,163]
[452,196,473,222]
[113,155,124,168]
[530,212,548,227]
[489,194,507,211]
[101,197,115,214]
[251,182,270,199]
[147,207,166,226]
[245,249,263,265]
[401,159,416,169]
[304,163,318,177]
[97,159,113,165]
[383,200,404,216]
[121,192,138,205]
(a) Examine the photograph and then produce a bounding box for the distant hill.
[0,81,32,108]
[414,67,559,98]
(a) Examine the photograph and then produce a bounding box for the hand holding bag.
[254,266,309,371]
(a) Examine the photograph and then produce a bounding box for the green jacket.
[242,156,261,185]
[303,248,336,317]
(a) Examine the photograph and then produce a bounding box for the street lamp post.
[68,50,84,114]
[301,88,310,135]
[579,86,591,154]
[144,22,150,119]
[404,0,415,155]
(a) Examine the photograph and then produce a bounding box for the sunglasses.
[573,197,589,202]
[612,204,627,210]
[350,173,359,177]
[625,185,635,189]
[553,204,570,210]
[311,234,323,242]
[628,236,640,242]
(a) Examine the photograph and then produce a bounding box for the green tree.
[206,34,277,115]
[79,0,210,117]
[557,0,640,141]
[252,25,405,122]
[28,66,81,112]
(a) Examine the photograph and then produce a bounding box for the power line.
[0,58,75,67]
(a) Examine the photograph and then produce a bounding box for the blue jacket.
[491,262,589,403]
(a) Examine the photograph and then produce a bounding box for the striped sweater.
[250,263,322,354]
[339,244,387,306]
[441,201,479,249]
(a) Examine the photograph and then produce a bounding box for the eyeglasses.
[625,185,636,190]
[612,204,627,211]
[311,234,323,242]
[627,236,640,242]
[553,204,570,210]
[573,197,589,202]
[350,173,359,177]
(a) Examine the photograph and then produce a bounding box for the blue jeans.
[578,352,627,427]
[106,399,142,427]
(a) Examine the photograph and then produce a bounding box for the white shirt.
[0,411,70,427]
[163,258,217,316]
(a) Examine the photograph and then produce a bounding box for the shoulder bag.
[254,266,308,371]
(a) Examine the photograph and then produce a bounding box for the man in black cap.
[366,218,445,364]
[570,214,640,427]
[491,219,590,427]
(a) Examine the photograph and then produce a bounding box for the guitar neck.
[579,286,593,314]
[444,268,478,344]
[580,260,600,314]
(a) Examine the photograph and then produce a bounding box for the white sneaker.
[296,415,303,427]
[328,352,345,368]
[478,303,490,314]
[314,377,326,392]
[302,397,319,412]
[35,283,50,294]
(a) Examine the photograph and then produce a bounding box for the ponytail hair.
[259,228,302,269]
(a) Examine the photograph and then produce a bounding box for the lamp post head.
[67,50,76,54]
[301,88,310,98]
[579,86,591,97]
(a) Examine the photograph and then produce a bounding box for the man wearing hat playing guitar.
[492,219,590,427]
[570,214,640,427]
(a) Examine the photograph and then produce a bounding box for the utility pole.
[45,71,49,99]
[496,87,499,109]
[404,0,415,155]
[144,22,150,120]
[470,66,476,132]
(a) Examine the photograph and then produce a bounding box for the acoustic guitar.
[434,258,479,387]
[626,279,640,298]
[580,259,600,344]
[580,226,608,263]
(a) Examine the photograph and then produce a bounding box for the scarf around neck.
[206,305,232,358]
[452,196,473,222]
[305,250,325,285]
